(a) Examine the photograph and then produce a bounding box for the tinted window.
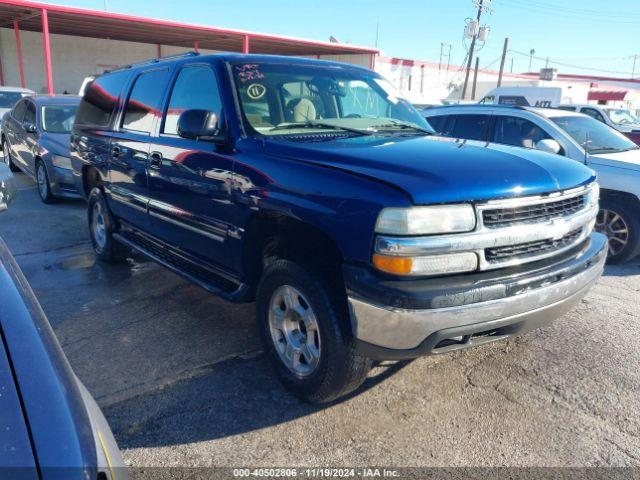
[450,114,488,140]
[75,70,129,127]
[425,115,448,133]
[581,108,605,123]
[123,69,170,133]
[23,101,35,125]
[0,92,25,108]
[494,116,551,148]
[557,106,577,111]
[12,100,26,122]
[163,65,222,135]
[552,115,637,153]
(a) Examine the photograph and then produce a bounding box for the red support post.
[157,44,162,58]
[193,41,199,53]
[41,9,54,94]
[0,56,5,86]
[13,20,25,88]
[242,35,250,54]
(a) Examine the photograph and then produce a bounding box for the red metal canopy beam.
[242,34,249,54]
[13,19,25,88]
[41,8,53,93]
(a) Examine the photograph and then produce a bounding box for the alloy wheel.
[595,208,629,256]
[268,285,321,378]
[36,165,48,200]
[91,202,107,250]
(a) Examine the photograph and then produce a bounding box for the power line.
[507,0,640,18]
[509,49,634,76]
[494,0,640,24]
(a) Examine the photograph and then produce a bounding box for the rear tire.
[2,139,19,172]
[256,259,372,403]
[87,187,129,263]
[36,161,56,204]
[595,198,640,264]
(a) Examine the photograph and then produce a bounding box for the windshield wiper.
[367,119,434,135]
[271,121,373,136]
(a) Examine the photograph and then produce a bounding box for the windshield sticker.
[235,64,265,83]
[247,83,267,100]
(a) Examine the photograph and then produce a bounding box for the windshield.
[230,62,433,137]
[0,92,25,108]
[605,108,640,126]
[41,105,77,133]
[552,115,638,153]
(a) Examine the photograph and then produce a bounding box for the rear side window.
[493,116,552,148]
[75,70,129,127]
[425,115,448,133]
[557,106,576,111]
[123,69,170,134]
[12,100,26,122]
[163,65,222,135]
[449,114,488,141]
[581,108,605,123]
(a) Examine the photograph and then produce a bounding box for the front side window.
[41,105,78,133]
[581,108,605,123]
[123,69,170,133]
[12,100,26,122]
[449,114,488,141]
[75,70,129,127]
[494,116,551,148]
[163,65,222,135]
[0,92,25,108]
[551,115,638,154]
[230,62,432,137]
[23,102,36,125]
[425,115,449,133]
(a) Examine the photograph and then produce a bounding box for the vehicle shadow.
[103,354,413,449]
[602,255,640,277]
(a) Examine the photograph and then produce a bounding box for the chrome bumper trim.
[348,243,606,350]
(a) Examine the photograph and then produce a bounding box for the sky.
[38,0,640,78]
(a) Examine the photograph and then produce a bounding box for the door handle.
[149,151,163,168]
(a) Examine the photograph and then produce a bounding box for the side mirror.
[24,123,36,134]
[177,110,224,142]
[0,163,18,212]
[535,139,562,155]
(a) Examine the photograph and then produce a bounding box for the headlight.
[51,154,72,169]
[375,204,476,235]
[589,182,600,207]
[373,251,478,276]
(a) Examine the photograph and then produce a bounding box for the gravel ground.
[1,172,639,471]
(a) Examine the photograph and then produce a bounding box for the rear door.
[6,99,27,170]
[20,100,37,174]
[448,114,491,141]
[146,62,236,271]
[108,67,170,232]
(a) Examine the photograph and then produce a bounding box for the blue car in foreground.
[71,53,607,403]
[0,163,126,479]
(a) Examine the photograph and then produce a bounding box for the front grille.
[482,194,586,228]
[485,228,583,263]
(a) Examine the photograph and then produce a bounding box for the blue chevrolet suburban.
[70,53,607,403]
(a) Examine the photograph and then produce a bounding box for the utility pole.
[528,49,535,71]
[632,54,640,79]
[439,43,452,71]
[510,57,514,73]
[461,0,484,99]
[471,56,480,100]
[497,37,509,87]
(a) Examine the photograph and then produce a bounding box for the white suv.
[423,105,640,263]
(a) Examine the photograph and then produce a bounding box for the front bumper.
[346,232,607,360]
[49,165,82,199]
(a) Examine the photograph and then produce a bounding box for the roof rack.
[108,51,200,73]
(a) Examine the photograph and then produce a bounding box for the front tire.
[87,187,129,263]
[257,259,372,403]
[36,161,56,204]
[2,138,19,172]
[595,198,640,264]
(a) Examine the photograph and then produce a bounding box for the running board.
[113,232,251,303]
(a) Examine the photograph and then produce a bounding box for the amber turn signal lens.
[372,254,413,275]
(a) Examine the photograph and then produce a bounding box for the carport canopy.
[0,0,378,93]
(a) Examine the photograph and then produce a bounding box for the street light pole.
[461,0,484,99]
[528,49,535,72]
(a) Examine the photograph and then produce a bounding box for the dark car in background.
[1,95,81,203]
[0,162,126,480]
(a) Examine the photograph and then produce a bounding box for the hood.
[40,132,71,157]
[589,148,640,172]
[263,135,596,204]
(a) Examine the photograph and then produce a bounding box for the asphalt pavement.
[1,172,639,469]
